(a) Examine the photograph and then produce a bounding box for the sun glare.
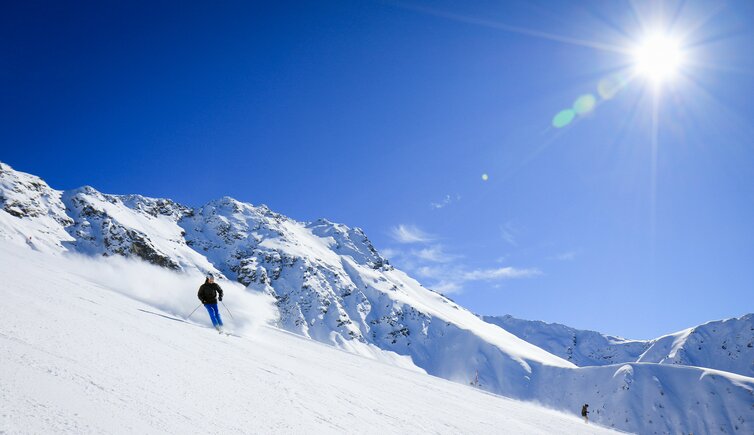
[632,33,684,84]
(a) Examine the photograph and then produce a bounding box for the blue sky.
[3,1,753,338]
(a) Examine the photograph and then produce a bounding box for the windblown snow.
[1,161,753,434]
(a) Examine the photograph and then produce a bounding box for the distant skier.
[581,403,589,423]
[198,273,224,332]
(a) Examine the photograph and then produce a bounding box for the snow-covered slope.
[530,362,754,433]
[178,196,574,389]
[2,161,753,434]
[0,242,617,434]
[636,316,754,377]
[483,314,754,378]
[0,162,579,398]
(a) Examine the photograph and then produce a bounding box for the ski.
[138,309,241,337]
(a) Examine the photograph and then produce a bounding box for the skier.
[581,403,589,423]
[198,273,224,332]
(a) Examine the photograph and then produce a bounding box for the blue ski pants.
[204,303,223,327]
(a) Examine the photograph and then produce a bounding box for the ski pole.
[221,301,234,320]
[187,304,202,320]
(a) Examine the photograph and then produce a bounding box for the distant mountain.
[483,314,754,378]
[2,161,752,434]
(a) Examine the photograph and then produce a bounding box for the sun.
[632,33,684,84]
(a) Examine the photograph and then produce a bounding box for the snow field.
[0,243,618,434]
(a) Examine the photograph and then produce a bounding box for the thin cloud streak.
[419,264,541,295]
[414,245,457,263]
[461,266,540,281]
[389,224,436,244]
[384,224,540,294]
[551,250,580,261]
[500,222,518,247]
[430,194,461,209]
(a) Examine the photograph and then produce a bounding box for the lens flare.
[573,94,596,115]
[597,74,627,100]
[552,109,576,128]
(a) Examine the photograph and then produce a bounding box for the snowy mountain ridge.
[2,161,753,434]
[483,314,754,378]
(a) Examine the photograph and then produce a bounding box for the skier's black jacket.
[198,282,224,304]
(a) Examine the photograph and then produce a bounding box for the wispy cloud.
[382,244,458,278]
[414,245,458,263]
[430,194,461,209]
[416,264,540,294]
[550,249,580,261]
[461,266,540,280]
[389,248,538,294]
[431,280,462,294]
[383,223,540,294]
[500,221,518,247]
[389,224,436,244]
[380,247,399,260]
